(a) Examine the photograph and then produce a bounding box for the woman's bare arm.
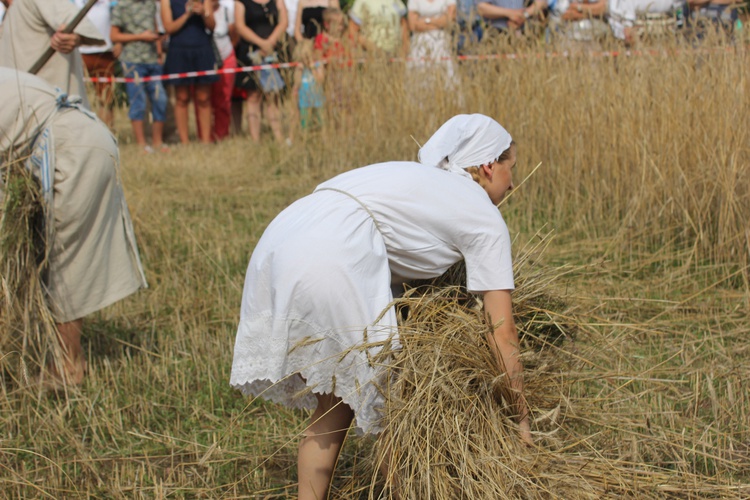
[483,289,532,445]
[235,1,268,48]
[477,2,526,25]
[161,0,191,34]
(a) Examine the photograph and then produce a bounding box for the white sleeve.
[459,210,515,293]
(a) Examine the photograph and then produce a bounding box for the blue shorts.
[122,62,168,122]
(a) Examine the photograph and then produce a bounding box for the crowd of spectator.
[0,0,744,148]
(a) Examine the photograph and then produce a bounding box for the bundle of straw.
[0,159,58,390]
[357,233,748,499]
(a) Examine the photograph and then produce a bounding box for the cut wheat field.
[1,38,749,498]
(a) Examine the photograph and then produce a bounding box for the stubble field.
[1,37,749,498]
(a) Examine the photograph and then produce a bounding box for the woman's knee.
[246,91,262,106]
[174,87,191,106]
[194,85,212,108]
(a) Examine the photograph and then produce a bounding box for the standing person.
[313,8,353,127]
[235,0,289,143]
[312,6,350,60]
[161,0,219,144]
[0,0,105,109]
[477,0,527,38]
[348,0,409,56]
[456,0,484,53]
[688,0,738,39]
[407,0,456,80]
[230,114,532,499]
[202,0,238,141]
[291,40,324,130]
[607,0,683,44]
[75,0,119,128]
[293,0,340,41]
[111,0,169,153]
[0,68,148,387]
[525,0,609,48]
[284,0,300,41]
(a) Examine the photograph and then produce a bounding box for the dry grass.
[0,35,748,497]
[367,237,749,498]
[0,161,59,391]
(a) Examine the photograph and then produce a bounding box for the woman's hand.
[506,9,527,26]
[421,16,439,30]
[561,4,584,20]
[483,290,532,447]
[257,38,275,56]
[192,0,206,16]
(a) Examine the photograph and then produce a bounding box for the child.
[313,8,353,126]
[292,41,325,130]
[111,0,169,153]
[313,8,349,63]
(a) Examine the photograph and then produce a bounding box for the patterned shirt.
[111,0,160,63]
[349,0,407,54]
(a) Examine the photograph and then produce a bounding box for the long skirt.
[43,109,147,322]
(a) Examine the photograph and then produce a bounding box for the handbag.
[249,50,285,93]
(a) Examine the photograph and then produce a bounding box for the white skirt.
[230,190,398,434]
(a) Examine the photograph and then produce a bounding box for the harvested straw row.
[0,160,58,391]
[356,234,749,499]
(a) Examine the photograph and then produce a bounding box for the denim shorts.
[122,62,168,122]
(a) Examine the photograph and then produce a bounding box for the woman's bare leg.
[379,439,400,499]
[194,84,213,144]
[50,319,85,385]
[245,91,262,142]
[174,85,191,144]
[265,95,285,143]
[298,393,354,500]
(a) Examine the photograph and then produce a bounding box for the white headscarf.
[418,114,513,179]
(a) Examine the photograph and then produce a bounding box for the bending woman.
[230,114,532,499]
[0,68,147,386]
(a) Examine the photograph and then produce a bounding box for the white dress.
[230,162,515,434]
[407,0,456,80]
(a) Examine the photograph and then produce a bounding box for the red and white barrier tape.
[86,44,745,83]
[87,61,301,83]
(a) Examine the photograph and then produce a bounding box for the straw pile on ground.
[361,234,749,499]
[0,160,58,390]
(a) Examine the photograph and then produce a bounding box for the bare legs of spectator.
[131,120,165,151]
[245,91,285,143]
[174,85,192,144]
[194,84,213,144]
[265,95,285,143]
[174,84,213,144]
[245,90,263,142]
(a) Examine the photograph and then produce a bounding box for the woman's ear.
[481,163,493,181]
